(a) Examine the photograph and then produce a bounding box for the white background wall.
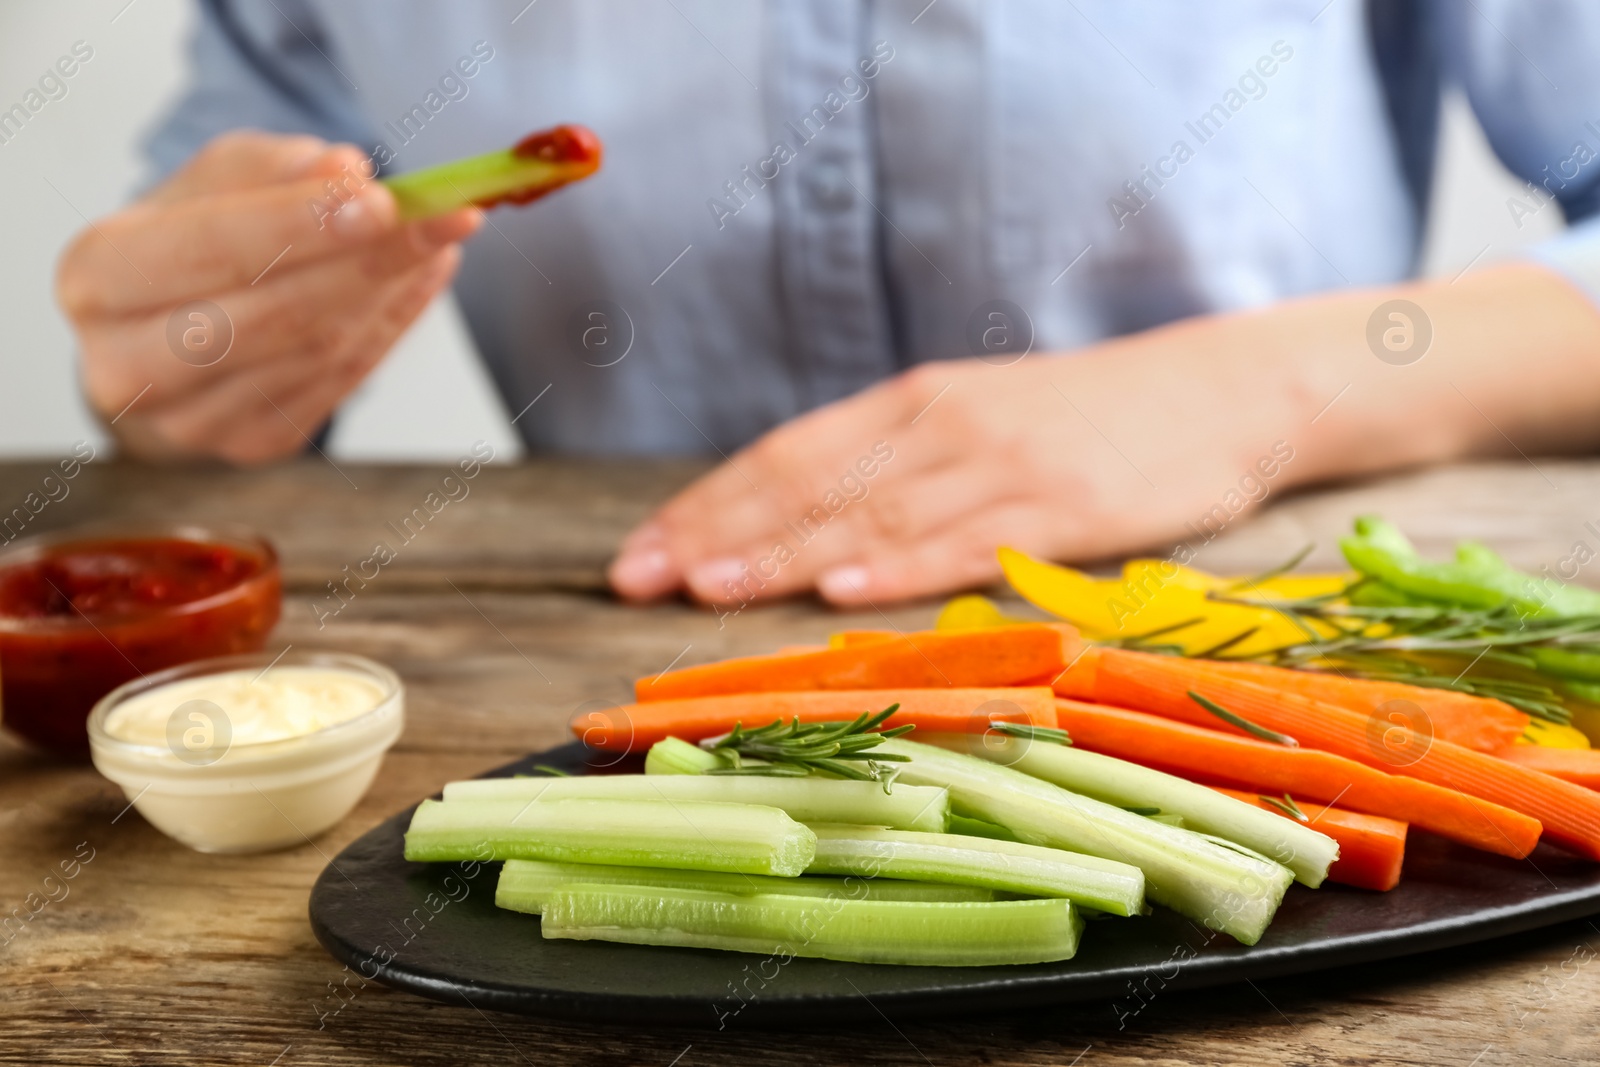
[0,1,1564,460]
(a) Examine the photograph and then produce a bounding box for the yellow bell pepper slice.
[994,547,1122,633]
[996,547,1347,657]
[1247,574,1353,600]
[1115,558,1348,601]
[1520,717,1593,749]
[934,594,1031,631]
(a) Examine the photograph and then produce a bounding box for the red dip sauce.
[0,534,281,754]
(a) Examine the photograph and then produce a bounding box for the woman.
[56,0,1600,608]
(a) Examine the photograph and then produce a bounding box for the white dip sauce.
[104,666,384,746]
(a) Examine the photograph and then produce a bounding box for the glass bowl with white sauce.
[87,649,403,853]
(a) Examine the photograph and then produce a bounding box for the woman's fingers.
[676,457,1001,604]
[261,246,464,450]
[111,297,392,464]
[77,210,480,416]
[818,503,1054,606]
[142,130,331,205]
[59,149,399,319]
[612,365,967,600]
[693,493,1054,613]
[110,250,459,464]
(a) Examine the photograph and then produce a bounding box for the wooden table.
[6,457,1600,1066]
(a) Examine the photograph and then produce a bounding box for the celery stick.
[382,126,600,220]
[946,814,1020,842]
[384,150,569,218]
[805,824,1144,916]
[542,884,1084,966]
[403,798,815,876]
[495,859,996,915]
[643,736,724,775]
[1148,813,1186,828]
[878,738,1292,944]
[928,734,1338,887]
[442,775,948,833]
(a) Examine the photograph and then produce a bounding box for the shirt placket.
[765,0,896,411]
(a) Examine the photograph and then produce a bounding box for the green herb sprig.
[1188,690,1299,747]
[699,704,913,791]
[1203,582,1600,723]
[1259,794,1308,822]
[988,721,1073,746]
[1099,616,1207,655]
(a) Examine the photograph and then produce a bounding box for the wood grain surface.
[5,458,1600,1066]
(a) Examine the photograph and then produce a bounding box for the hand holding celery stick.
[60,124,599,465]
[59,133,480,464]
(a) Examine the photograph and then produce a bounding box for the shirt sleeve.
[141,0,374,186]
[1436,0,1600,300]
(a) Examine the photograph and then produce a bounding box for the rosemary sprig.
[1100,616,1206,654]
[988,721,1073,745]
[1187,690,1299,747]
[1259,794,1308,822]
[1199,580,1600,723]
[699,704,914,791]
[1188,626,1260,659]
[1309,654,1573,722]
[1209,588,1600,648]
[1223,543,1315,593]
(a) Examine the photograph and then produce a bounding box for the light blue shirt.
[146,0,1600,454]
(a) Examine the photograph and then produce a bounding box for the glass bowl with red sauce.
[0,524,282,754]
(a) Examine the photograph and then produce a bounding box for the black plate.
[309,742,1600,1027]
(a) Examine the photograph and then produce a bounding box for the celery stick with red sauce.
[382,124,602,220]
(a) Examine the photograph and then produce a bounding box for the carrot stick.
[1168,658,1529,754]
[1497,746,1600,790]
[832,623,1084,653]
[576,688,1059,752]
[1210,786,1408,892]
[638,625,1078,703]
[1064,646,1600,860]
[1053,697,1539,858]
